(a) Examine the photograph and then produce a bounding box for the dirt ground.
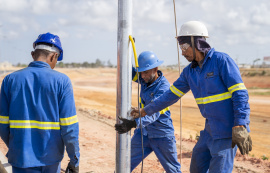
[0,67,270,172]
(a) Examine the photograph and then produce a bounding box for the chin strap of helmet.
[191,36,199,68]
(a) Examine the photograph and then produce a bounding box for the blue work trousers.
[131,131,181,173]
[190,130,237,173]
[12,162,61,173]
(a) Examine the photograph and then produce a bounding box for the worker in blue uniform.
[0,33,80,173]
[131,21,252,173]
[115,51,181,173]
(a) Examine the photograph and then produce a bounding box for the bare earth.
[0,68,270,172]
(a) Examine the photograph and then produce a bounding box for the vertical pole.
[115,0,132,172]
[172,0,182,165]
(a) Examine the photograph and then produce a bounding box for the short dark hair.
[33,42,55,60]
[34,49,51,58]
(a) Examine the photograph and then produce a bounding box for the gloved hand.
[65,162,79,173]
[232,126,252,155]
[130,107,147,119]
[115,116,136,134]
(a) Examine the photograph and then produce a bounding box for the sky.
[0,0,270,66]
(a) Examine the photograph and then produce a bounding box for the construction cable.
[129,35,144,173]
[172,0,183,165]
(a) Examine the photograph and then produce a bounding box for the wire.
[137,70,144,173]
[172,0,182,165]
[129,35,144,173]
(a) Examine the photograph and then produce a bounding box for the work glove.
[65,162,79,173]
[115,116,136,134]
[232,126,252,155]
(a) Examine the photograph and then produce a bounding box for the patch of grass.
[261,155,268,160]
[195,133,200,141]
[249,92,270,96]
[189,135,193,140]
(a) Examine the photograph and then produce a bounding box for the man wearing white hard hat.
[131,21,252,172]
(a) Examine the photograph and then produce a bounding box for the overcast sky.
[0,0,269,66]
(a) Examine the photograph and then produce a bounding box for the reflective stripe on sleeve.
[9,120,60,130]
[228,83,247,94]
[60,115,78,126]
[0,116,9,124]
[139,97,144,108]
[170,85,185,97]
[196,92,232,104]
[159,107,170,114]
[132,73,138,82]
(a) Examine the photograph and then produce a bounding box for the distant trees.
[14,58,115,68]
[55,58,115,68]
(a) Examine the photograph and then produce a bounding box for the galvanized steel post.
[115,0,132,172]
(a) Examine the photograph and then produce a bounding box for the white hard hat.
[178,21,209,38]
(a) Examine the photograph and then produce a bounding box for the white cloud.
[250,3,270,26]
[227,10,238,19]
[29,0,51,15]
[0,0,28,12]
[0,0,269,64]
[134,0,171,23]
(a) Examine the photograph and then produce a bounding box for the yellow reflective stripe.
[133,73,138,82]
[159,107,170,114]
[196,92,232,104]
[228,83,246,94]
[0,116,9,124]
[139,97,144,108]
[170,85,184,97]
[60,115,78,126]
[10,125,60,130]
[9,120,60,130]
[9,120,59,124]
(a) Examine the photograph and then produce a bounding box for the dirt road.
[64,68,270,158]
[59,108,270,173]
[0,67,270,172]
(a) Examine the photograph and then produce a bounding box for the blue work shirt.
[144,48,250,139]
[132,68,175,138]
[0,61,80,168]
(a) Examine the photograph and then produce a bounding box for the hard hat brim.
[137,60,164,72]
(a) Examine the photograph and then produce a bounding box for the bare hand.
[131,107,147,118]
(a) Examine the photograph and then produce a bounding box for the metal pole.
[115,0,132,172]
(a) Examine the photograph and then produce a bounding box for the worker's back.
[0,61,76,168]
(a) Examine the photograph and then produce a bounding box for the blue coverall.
[143,48,250,173]
[131,68,181,173]
[0,61,80,172]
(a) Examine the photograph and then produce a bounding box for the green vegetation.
[189,135,193,140]
[261,155,268,160]
[15,59,115,68]
[240,68,270,77]
[56,59,114,68]
[195,133,200,141]
[248,91,270,96]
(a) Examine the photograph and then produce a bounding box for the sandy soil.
[0,68,270,172]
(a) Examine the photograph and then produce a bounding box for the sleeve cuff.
[234,119,246,127]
